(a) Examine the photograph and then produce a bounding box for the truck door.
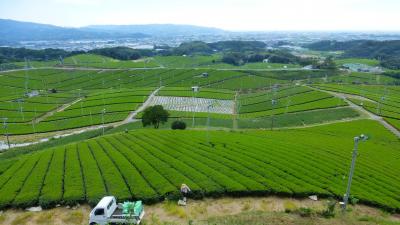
[94,208,106,223]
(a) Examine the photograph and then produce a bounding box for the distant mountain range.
[0,19,226,44]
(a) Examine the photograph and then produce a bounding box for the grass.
[162,201,187,218]
[0,213,6,223]
[10,212,33,225]
[203,210,400,225]
[35,211,54,224]
[61,210,84,224]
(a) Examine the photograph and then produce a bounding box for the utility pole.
[24,57,29,94]
[32,108,37,135]
[271,99,277,130]
[19,103,25,121]
[2,118,10,149]
[59,55,64,66]
[206,104,211,145]
[342,134,368,211]
[192,90,198,128]
[101,109,106,135]
[377,96,385,116]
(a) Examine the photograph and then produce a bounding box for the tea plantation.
[0,120,399,212]
[0,68,358,134]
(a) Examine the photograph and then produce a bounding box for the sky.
[0,0,399,31]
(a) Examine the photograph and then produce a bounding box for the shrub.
[171,121,186,130]
[296,207,314,217]
[349,195,359,205]
[320,199,337,218]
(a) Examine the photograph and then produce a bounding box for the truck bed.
[111,208,126,219]
[109,209,145,224]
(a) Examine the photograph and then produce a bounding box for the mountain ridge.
[0,19,227,44]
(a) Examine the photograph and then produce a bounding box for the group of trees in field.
[142,105,186,129]
[221,51,316,66]
[157,40,267,56]
[89,47,154,60]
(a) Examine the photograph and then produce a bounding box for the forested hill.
[305,40,400,59]
[306,40,400,69]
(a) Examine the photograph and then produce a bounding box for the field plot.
[0,120,399,212]
[238,85,347,118]
[313,84,400,129]
[148,96,234,114]
[158,87,235,100]
[0,88,153,135]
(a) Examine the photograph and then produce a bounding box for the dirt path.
[310,86,400,138]
[33,98,83,124]
[0,197,398,225]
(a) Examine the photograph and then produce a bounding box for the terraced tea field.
[0,68,357,135]
[313,84,400,130]
[0,120,399,212]
[0,88,153,135]
[238,85,348,118]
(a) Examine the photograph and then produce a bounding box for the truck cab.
[89,196,144,225]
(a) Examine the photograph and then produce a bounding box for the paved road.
[311,86,400,138]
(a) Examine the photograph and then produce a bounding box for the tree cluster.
[89,47,153,60]
[221,50,315,66]
[0,47,82,64]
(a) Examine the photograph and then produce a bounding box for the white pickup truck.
[89,196,145,225]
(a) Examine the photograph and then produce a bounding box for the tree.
[171,120,186,130]
[142,105,169,129]
[313,56,337,70]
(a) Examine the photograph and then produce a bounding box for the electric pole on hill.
[101,109,106,135]
[206,104,211,145]
[342,134,368,211]
[2,118,10,149]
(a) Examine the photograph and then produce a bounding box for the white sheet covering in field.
[148,96,234,114]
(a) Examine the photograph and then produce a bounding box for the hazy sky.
[0,0,399,31]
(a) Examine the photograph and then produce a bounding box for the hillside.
[0,120,399,212]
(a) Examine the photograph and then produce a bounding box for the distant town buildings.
[342,63,384,73]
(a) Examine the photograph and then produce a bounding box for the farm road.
[33,97,83,124]
[123,86,163,123]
